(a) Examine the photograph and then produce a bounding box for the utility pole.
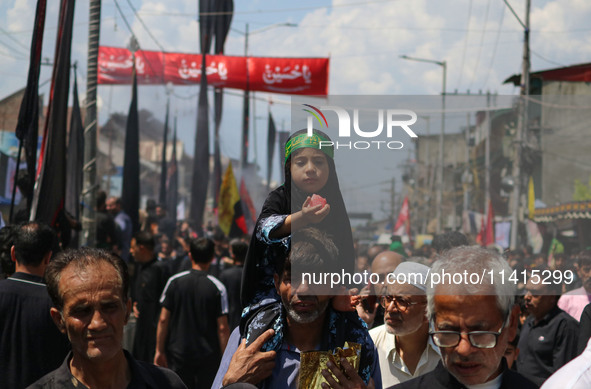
[400,55,446,233]
[82,0,101,247]
[462,113,470,217]
[485,92,491,220]
[509,0,530,249]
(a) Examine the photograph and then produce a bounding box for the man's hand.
[132,302,140,318]
[221,329,277,386]
[153,350,167,368]
[320,358,375,389]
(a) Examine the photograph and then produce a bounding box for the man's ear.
[124,299,132,324]
[274,273,280,293]
[507,304,520,342]
[43,251,52,266]
[10,245,16,263]
[50,307,66,334]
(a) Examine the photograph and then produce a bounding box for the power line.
[0,26,29,51]
[455,0,473,89]
[124,0,167,52]
[466,0,491,91]
[482,3,506,89]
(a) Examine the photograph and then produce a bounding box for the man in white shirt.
[370,261,440,387]
[541,338,591,388]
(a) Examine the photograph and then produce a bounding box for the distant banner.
[98,46,329,95]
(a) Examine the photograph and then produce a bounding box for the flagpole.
[82,0,101,246]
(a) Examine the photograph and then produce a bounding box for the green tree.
[573,177,591,201]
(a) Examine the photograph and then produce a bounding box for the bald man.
[358,251,404,328]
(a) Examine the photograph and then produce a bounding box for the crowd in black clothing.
[3,211,591,389]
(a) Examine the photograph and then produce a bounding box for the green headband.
[285,133,334,163]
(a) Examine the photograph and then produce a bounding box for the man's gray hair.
[427,246,516,321]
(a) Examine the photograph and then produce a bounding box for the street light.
[232,22,298,175]
[400,55,447,234]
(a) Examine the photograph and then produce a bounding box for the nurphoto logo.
[302,104,418,150]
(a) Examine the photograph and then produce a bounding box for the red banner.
[98,46,329,95]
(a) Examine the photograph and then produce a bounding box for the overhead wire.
[481,2,505,90]
[455,0,473,89]
[124,0,167,52]
[466,0,491,91]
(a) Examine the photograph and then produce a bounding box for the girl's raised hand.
[302,196,331,224]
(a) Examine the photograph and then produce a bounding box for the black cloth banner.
[30,0,75,226]
[266,112,277,191]
[15,0,47,215]
[121,60,140,234]
[159,98,170,206]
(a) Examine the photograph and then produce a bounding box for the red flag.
[239,177,257,233]
[393,196,411,237]
[484,200,495,246]
[477,200,495,246]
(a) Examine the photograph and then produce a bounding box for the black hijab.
[241,129,355,306]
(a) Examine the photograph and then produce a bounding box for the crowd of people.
[2,128,591,388]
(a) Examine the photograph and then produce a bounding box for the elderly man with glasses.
[393,246,537,389]
[370,261,440,387]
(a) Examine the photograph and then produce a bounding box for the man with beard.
[211,227,382,389]
[394,246,537,389]
[370,262,440,387]
[517,274,579,386]
[559,250,591,321]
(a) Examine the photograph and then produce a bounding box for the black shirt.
[160,269,228,364]
[27,350,187,388]
[131,258,168,363]
[219,264,244,330]
[517,305,579,386]
[0,272,70,388]
[392,359,537,389]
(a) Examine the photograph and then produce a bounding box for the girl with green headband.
[237,130,375,385]
[241,128,355,306]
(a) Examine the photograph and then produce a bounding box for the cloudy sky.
[1,0,590,217]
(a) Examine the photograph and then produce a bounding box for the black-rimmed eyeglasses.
[429,315,511,349]
[379,295,425,312]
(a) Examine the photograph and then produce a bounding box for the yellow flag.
[528,176,535,219]
[218,162,241,236]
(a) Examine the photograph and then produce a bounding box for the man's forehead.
[60,263,121,294]
[387,282,424,296]
[433,294,503,323]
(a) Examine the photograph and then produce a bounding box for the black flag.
[14,0,47,215]
[190,0,215,228]
[159,98,170,206]
[121,59,140,234]
[277,130,290,182]
[30,0,75,226]
[267,112,277,191]
[212,0,234,208]
[166,122,179,226]
[65,72,84,247]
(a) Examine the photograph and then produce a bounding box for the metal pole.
[510,0,530,249]
[463,113,470,218]
[423,117,431,234]
[239,23,249,177]
[436,61,447,233]
[82,0,101,247]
